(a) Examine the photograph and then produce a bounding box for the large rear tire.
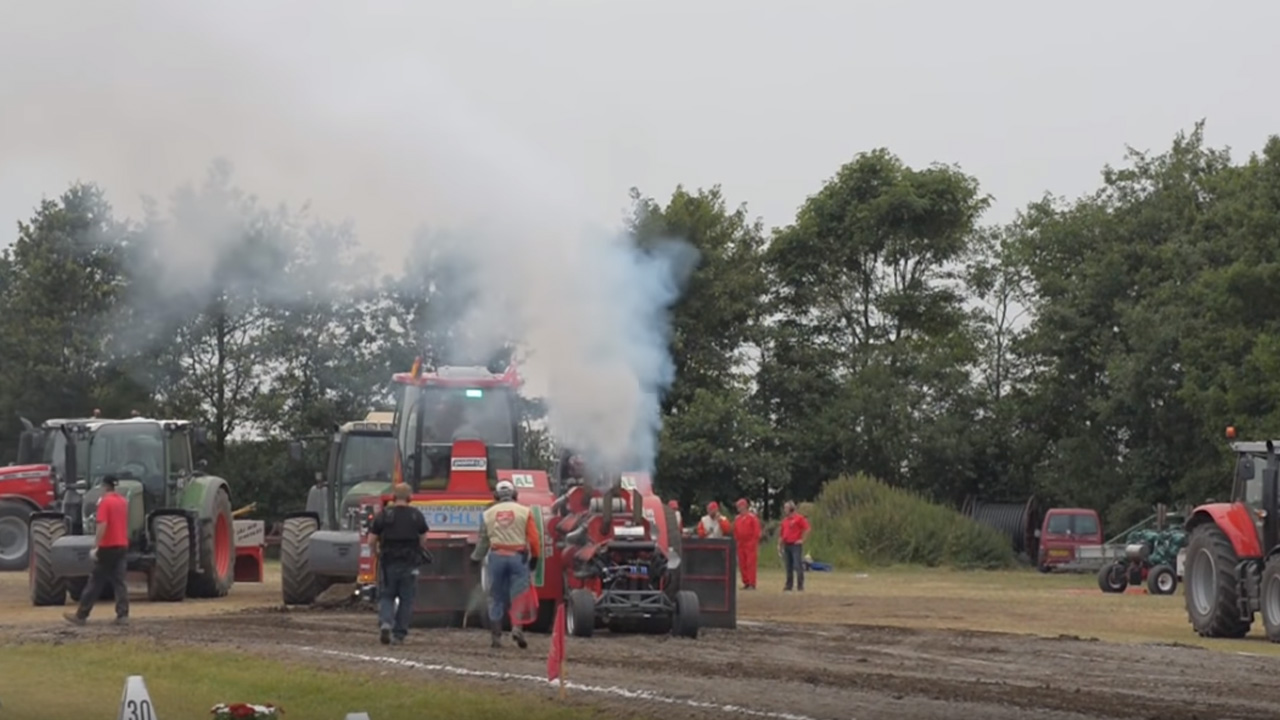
[28,516,66,606]
[187,489,235,598]
[148,515,191,602]
[1184,523,1252,638]
[281,516,322,605]
[0,501,34,571]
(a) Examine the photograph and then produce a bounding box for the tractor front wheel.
[1097,562,1127,593]
[673,589,700,639]
[188,489,234,598]
[1184,523,1251,638]
[0,501,34,572]
[1147,564,1178,596]
[281,516,321,605]
[567,588,595,638]
[148,515,191,602]
[1259,558,1280,642]
[28,516,66,606]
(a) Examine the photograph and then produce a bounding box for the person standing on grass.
[369,482,430,645]
[64,475,129,626]
[733,498,761,590]
[778,501,811,592]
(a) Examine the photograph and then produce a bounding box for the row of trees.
[3,122,1278,529]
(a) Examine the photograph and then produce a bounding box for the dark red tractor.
[551,477,699,638]
[1184,426,1280,640]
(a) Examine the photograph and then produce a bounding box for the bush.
[804,473,1017,570]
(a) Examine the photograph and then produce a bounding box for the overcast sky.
[2,0,1277,271]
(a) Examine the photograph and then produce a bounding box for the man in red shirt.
[777,501,810,592]
[65,475,130,626]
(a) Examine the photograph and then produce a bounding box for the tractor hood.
[0,463,51,484]
[338,479,392,529]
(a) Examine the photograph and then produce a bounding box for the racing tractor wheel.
[1147,564,1178,596]
[147,515,191,602]
[672,589,700,639]
[188,489,235,598]
[1185,522,1252,638]
[567,588,595,638]
[1097,561,1127,593]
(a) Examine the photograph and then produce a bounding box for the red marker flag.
[547,599,567,691]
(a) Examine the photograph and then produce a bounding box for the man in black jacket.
[369,483,430,645]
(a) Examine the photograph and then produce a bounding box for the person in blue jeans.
[369,483,430,645]
[472,480,542,649]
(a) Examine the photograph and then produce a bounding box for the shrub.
[804,473,1017,570]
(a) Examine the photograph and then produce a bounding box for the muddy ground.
[3,572,1279,719]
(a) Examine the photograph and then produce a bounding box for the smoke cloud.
[0,2,697,473]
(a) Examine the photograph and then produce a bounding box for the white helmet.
[495,480,516,501]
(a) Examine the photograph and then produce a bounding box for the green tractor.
[28,417,236,605]
[280,412,396,605]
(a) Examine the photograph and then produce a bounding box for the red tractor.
[357,360,735,634]
[0,417,94,571]
[1184,426,1280,640]
[552,474,700,638]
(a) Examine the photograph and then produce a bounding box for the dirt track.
[5,572,1280,719]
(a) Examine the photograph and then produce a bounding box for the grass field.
[741,564,1280,654]
[0,638,648,720]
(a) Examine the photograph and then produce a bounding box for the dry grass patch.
[737,566,1280,655]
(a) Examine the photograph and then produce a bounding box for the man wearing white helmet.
[471,479,542,649]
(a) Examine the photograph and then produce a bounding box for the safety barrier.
[680,536,737,629]
[411,537,482,627]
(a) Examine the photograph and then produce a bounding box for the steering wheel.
[116,462,147,480]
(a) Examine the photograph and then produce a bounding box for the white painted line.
[293,646,832,720]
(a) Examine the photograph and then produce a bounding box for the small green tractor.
[280,412,396,605]
[1097,523,1189,595]
[28,417,236,605]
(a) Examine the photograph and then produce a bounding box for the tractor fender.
[284,510,321,523]
[180,474,232,522]
[0,495,41,514]
[1186,502,1262,559]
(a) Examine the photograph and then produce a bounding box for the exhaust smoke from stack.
[0,2,697,475]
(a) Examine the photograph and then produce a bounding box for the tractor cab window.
[45,432,88,485]
[89,424,166,503]
[167,432,191,478]
[396,384,518,489]
[336,433,396,492]
[1245,454,1266,506]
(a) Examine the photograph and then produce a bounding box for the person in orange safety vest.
[696,501,731,538]
[732,498,761,590]
[471,480,542,649]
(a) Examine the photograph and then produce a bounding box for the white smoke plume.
[0,1,698,473]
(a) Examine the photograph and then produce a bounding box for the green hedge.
[799,473,1017,570]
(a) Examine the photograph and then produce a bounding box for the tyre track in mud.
[8,606,1280,719]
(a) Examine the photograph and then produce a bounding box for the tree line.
[2,121,1276,531]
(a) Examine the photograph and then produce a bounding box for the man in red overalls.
[732,498,760,590]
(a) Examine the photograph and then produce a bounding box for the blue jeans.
[487,552,530,625]
[378,559,419,638]
[783,544,805,590]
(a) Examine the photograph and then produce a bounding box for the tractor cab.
[391,362,522,499]
[288,413,397,532]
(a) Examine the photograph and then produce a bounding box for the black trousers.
[76,546,129,619]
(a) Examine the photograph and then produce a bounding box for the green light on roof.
[465,389,483,398]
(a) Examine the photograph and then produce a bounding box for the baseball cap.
[102,475,118,489]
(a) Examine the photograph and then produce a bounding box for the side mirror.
[288,441,304,463]
[193,427,209,447]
